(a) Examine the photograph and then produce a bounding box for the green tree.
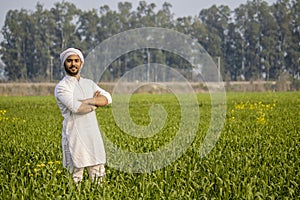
[156,2,174,28]
[136,1,157,27]
[243,1,262,80]
[97,5,120,41]
[76,9,100,51]
[1,9,30,81]
[28,3,55,81]
[198,5,231,80]
[117,2,134,31]
[274,0,293,77]
[225,21,244,81]
[289,0,300,78]
[258,2,278,80]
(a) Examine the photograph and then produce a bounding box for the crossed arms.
[77,91,110,114]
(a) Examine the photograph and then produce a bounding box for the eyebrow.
[66,58,80,61]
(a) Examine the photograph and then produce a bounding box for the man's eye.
[66,59,80,62]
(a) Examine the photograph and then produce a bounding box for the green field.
[0,92,299,199]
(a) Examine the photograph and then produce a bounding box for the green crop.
[0,92,299,199]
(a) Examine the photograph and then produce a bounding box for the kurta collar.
[65,75,81,82]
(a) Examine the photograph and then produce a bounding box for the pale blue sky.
[0,0,277,40]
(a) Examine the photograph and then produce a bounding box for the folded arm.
[76,102,98,114]
[55,83,111,115]
[77,91,110,114]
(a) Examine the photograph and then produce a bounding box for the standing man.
[54,48,112,184]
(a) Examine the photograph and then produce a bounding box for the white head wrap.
[60,48,84,68]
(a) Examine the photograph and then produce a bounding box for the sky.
[0,0,277,40]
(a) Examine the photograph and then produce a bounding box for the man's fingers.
[94,91,101,97]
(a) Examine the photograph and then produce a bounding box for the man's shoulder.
[81,77,96,84]
[54,77,72,93]
[55,77,66,88]
[81,77,92,81]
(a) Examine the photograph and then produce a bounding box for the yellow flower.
[257,116,266,124]
[48,161,54,165]
[56,170,62,174]
[29,173,34,177]
[0,110,6,115]
[55,161,61,164]
[34,168,38,173]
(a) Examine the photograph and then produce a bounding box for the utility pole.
[217,56,221,82]
[50,56,53,82]
[147,48,150,82]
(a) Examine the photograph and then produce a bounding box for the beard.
[64,65,80,76]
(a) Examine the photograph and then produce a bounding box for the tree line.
[0,0,299,82]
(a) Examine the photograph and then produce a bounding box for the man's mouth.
[69,66,77,70]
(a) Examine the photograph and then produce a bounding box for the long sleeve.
[55,83,82,114]
[92,82,112,104]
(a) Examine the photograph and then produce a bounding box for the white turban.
[60,48,84,68]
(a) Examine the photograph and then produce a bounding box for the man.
[54,48,112,184]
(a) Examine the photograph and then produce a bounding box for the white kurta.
[54,75,112,169]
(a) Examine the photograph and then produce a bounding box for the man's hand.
[93,91,101,97]
[77,91,109,114]
[92,91,109,107]
[77,101,97,114]
[79,91,108,107]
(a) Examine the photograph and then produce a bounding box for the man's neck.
[66,73,80,80]
[75,74,80,80]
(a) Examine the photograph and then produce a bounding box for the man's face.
[64,54,82,76]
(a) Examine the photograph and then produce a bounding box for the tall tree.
[199,5,231,79]
[136,1,157,27]
[117,2,134,31]
[289,0,300,78]
[274,0,293,76]
[76,9,100,51]
[258,1,278,80]
[29,3,55,81]
[225,21,244,81]
[156,2,174,28]
[1,9,30,80]
[97,5,119,41]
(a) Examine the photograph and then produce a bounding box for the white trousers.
[64,143,105,183]
[73,164,106,184]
